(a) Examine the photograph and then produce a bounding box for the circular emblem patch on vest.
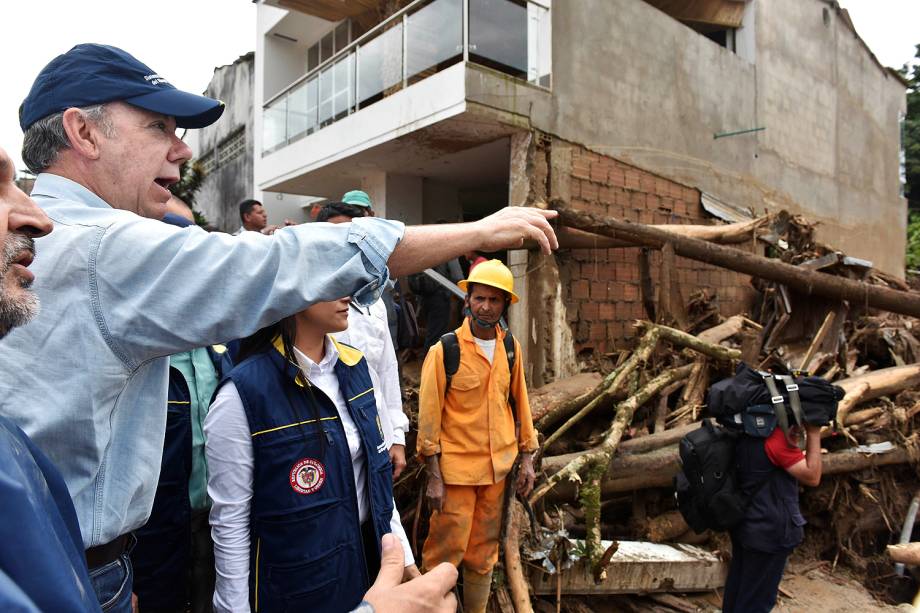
[290,458,326,495]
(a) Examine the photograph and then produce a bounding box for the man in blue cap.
[1,43,557,612]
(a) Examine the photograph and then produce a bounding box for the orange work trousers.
[422,480,506,575]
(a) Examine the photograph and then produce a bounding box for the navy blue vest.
[733,435,806,553]
[226,338,394,613]
[133,346,226,610]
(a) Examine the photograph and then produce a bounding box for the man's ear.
[61,108,103,160]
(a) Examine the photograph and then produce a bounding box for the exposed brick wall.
[550,141,753,356]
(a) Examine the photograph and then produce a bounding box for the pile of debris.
[395,206,920,611]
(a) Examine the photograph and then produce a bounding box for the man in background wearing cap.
[417,260,538,613]
[0,43,557,611]
[342,189,375,214]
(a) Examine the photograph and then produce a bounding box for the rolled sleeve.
[417,344,447,458]
[347,218,403,307]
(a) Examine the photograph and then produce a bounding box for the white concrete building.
[252,0,907,382]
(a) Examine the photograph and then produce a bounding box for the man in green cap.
[342,190,374,214]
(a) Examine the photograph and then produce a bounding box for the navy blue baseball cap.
[20,43,224,131]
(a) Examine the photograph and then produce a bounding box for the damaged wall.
[466,0,907,275]
[527,134,753,363]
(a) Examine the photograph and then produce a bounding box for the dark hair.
[315,201,368,223]
[237,316,326,457]
[238,199,262,222]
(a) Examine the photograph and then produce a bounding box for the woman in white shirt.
[205,297,417,613]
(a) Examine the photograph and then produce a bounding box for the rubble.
[396,208,920,610]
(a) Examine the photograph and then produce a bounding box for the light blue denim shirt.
[0,174,404,547]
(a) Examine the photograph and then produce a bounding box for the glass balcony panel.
[356,22,404,108]
[333,54,354,119]
[263,95,287,152]
[527,2,551,87]
[286,81,309,141]
[305,77,318,135]
[406,0,462,82]
[319,66,334,126]
[469,0,527,79]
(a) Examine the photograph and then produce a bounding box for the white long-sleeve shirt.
[205,338,413,613]
[334,300,409,447]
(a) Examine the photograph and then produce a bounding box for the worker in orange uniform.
[417,259,538,613]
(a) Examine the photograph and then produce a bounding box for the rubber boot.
[462,568,492,613]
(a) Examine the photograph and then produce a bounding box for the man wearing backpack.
[417,260,538,613]
[723,422,823,612]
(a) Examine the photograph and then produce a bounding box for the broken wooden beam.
[887,543,920,566]
[555,206,920,319]
[544,442,914,498]
[554,215,774,249]
[529,541,727,595]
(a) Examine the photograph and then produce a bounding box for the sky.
[0,0,917,176]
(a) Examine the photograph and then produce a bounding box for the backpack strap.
[441,329,519,423]
[761,374,791,438]
[503,332,517,416]
[440,332,460,393]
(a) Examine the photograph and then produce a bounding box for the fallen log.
[696,315,747,345]
[837,364,920,403]
[645,511,690,543]
[554,215,774,249]
[547,443,914,497]
[635,321,741,362]
[530,373,603,424]
[887,543,920,566]
[531,364,694,504]
[555,206,920,319]
[542,328,660,450]
[503,500,533,613]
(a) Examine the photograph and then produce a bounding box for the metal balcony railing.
[262,0,551,154]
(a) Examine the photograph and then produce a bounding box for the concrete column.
[507,131,533,381]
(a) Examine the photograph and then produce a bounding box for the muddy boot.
[462,568,492,613]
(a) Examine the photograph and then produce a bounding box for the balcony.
[262,0,551,154]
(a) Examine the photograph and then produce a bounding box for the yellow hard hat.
[457,259,519,304]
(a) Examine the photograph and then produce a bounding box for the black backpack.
[674,419,765,534]
[440,330,518,423]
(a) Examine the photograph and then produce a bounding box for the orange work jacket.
[417,319,538,485]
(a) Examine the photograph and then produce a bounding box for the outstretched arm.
[388,207,558,277]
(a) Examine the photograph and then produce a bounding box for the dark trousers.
[722,533,791,613]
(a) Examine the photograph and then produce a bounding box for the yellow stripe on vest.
[348,387,374,402]
[250,416,339,438]
[167,400,190,405]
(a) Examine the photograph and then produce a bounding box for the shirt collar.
[270,336,339,385]
[31,173,115,210]
[457,316,505,344]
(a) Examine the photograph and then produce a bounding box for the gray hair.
[21,104,113,174]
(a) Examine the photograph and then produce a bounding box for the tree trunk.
[554,214,773,249]
[546,443,914,497]
[646,511,691,542]
[556,206,920,318]
[888,543,920,566]
[530,364,694,504]
[635,321,742,362]
[503,500,533,613]
[542,328,660,450]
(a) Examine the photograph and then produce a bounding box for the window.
[196,127,247,172]
[642,0,746,55]
[306,20,352,74]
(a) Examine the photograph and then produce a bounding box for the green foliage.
[902,44,920,210]
[906,211,920,270]
[168,161,211,227]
